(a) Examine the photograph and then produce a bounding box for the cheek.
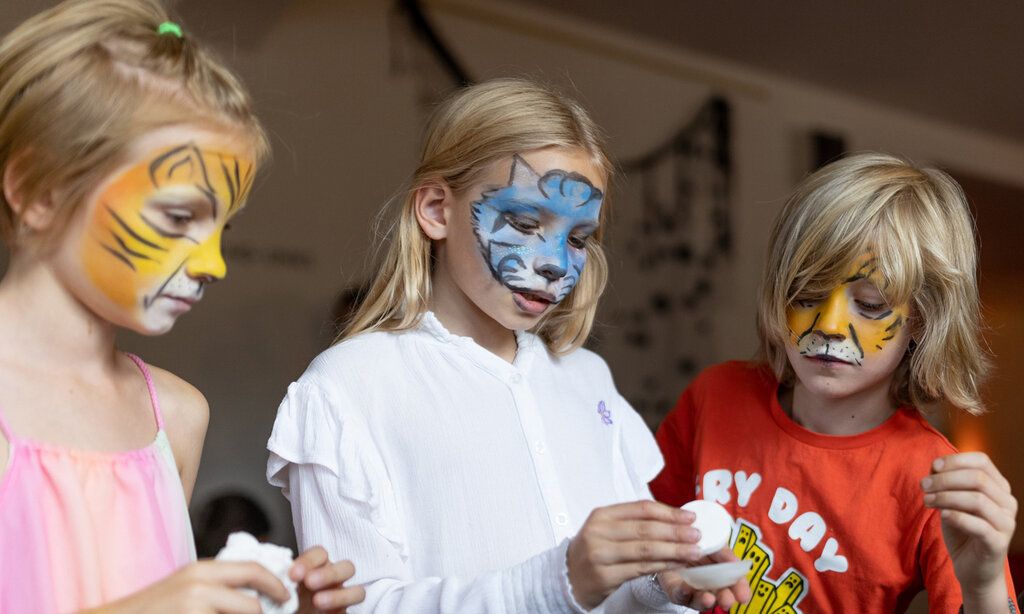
[858,312,908,354]
[786,308,815,340]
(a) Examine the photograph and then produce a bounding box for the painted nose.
[535,237,570,281]
[185,230,227,283]
[815,288,848,338]
[535,262,567,281]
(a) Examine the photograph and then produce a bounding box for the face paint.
[786,255,909,367]
[470,154,602,315]
[80,141,254,333]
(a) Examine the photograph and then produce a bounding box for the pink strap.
[125,353,165,431]
[0,408,15,444]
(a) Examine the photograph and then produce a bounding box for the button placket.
[507,373,573,543]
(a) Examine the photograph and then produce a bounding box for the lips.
[807,353,852,365]
[160,294,199,308]
[511,289,555,315]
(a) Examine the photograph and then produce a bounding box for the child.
[0,1,362,611]
[266,78,752,612]
[651,153,1019,612]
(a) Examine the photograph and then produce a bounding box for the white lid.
[681,499,733,556]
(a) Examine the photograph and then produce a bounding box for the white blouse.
[267,312,692,613]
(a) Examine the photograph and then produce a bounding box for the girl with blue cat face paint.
[268,79,752,614]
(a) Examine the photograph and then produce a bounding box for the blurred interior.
[1,1,1021,609]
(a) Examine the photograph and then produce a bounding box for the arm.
[922,452,1019,613]
[284,462,584,613]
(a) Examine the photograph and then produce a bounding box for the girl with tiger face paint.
[73,126,255,334]
[0,1,363,612]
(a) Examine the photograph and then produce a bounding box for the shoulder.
[145,362,209,437]
[301,330,416,387]
[549,345,614,380]
[893,408,959,455]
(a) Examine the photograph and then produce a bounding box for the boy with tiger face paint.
[651,154,1018,613]
[73,126,255,334]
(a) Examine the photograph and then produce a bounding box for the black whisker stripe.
[100,243,136,270]
[796,313,820,343]
[881,335,894,341]
[144,260,186,308]
[885,315,904,332]
[106,206,167,251]
[848,323,864,359]
[871,309,894,320]
[109,229,158,262]
[189,145,218,217]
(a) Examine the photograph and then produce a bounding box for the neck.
[781,379,898,436]
[429,257,518,363]
[0,252,119,370]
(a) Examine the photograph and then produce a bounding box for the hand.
[656,547,752,609]
[87,559,290,613]
[922,452,1017,608]
[291,546,365,613]
[567,500,702,609]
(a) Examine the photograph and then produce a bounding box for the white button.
[554,513,568,526]
[509,373,523,384]
[535,441,546,454]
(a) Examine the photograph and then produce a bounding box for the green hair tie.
[157,21,183,38]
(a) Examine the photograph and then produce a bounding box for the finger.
[933,453,1012,492]
[594,539,702,566]
[925,490,1016,534]
[198,584,265,614]
[706,547,742,564]
[599,519,701,545]
[292,545,330,581]
[923,468,1016,511]
[305,559,357,591]
[940,508,1013,552]
[204,561,290,604]
[601,559,682,587]
[313,585,367,611]
[591,500,695,525]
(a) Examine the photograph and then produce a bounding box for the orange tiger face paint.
[78,132,254,334]
[783,253,912,401]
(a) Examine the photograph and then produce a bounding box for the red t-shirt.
[651,361,1018,613]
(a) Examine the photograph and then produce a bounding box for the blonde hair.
[0,0,269,247]
[341,78,612,354]
[757,152,989,414]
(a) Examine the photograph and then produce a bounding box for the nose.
[184,229,227,283]
[534,236,570,281]
[814,288,848,339]
[535,262,567,281]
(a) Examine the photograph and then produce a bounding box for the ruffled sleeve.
[266,381,406,558]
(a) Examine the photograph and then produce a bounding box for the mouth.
[805,353,853,366]
[510,288,556,316]
[159,294,199,310]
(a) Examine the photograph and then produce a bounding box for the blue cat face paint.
[470,154,603,315]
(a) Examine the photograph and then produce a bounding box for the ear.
[413,180,452,241]
[3,155,58,233]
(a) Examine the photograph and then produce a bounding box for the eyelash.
[164,211,193,226]
[504,214,539,233]
[856,300,886,312]
[568,235,588,249]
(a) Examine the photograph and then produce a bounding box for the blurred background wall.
[1,0,1021,605]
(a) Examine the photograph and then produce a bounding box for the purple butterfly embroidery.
[597,400,613,425]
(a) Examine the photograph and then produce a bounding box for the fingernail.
[689,528,702,542]
[923,493,935,506]
[933,458,944,471]
[678,509,696,522]
[921,477,932,490]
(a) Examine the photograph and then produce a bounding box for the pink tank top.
[0,354,196,613]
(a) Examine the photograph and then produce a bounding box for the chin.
[130,314,178,336]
